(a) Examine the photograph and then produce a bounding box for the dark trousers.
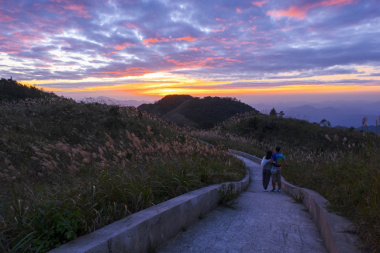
[262,169,271,190]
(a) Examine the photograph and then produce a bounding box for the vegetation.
[138,95,258,129]
[0,81,246,252]
[138,94,193,116]
[191,112,380,252]
[2,80,378,252]
[0,78,56,101]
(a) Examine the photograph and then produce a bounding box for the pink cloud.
[0,12,16,22]
[242,41,258,45]
[0,40,24,53]
[267,6,307,20]
[102,67,151,77]
[186,46,214,54]
[209,37,238,45]
[124,22,141,30]
[252,1,268,8]
[63,4,91,18]
[224,57,243,63]
[165,55,242,70]
[236,8,242,13]
[212,26,226,33]
[114,42,135,50]
[267,0,355,20]
[12,32,41,42]
[38,1,91,18]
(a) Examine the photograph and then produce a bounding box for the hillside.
[138,95,258,129]
[0,78,57,101]
[192,113,380,252]
[0,81,246,252]
[138,94,193,116]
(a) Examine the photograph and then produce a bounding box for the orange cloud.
[175,37,197,42]
[267,0,355,20]
[143,37,170,45]
[144,36,197,45]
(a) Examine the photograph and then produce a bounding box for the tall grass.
[191,114,380,252]
[0,97,246,252]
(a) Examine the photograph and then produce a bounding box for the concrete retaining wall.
[229,149,361,253]
[50,170,250,253]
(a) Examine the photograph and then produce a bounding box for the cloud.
[1,0,379,98]
[252,1,268,8]
[102,67,152,77]
[266,0,356,20]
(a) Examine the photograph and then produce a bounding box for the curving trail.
[158,156,327,253]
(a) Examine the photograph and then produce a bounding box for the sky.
[1,0,380,104]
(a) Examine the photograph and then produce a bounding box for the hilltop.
[0,78,57,101]
[0,79,246,252]
[138,95,258,129]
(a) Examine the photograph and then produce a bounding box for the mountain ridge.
[138,95,258,129]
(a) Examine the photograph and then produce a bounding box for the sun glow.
[19,65,380,99]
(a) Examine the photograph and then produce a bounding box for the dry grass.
[0,98,246,252]
[191,114,380,253]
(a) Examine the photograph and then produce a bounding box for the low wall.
[229,149,361,253]
[50,171,250,253]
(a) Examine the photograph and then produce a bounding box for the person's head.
[275,146,281,152]
[265,150,272,159]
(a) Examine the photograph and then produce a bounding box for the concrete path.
[157,156,327,253]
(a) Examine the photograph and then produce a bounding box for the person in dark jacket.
[260,150,273,192]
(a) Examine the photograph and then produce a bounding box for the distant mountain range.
[77,95,379,132]
[249,100,380,129]
[78,96,148,107]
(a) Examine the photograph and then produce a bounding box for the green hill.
[138,95,258,129]
[138,94,193,116]
[0,81,246,252]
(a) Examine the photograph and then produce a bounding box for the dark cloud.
[1,0,379,89]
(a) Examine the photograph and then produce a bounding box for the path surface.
[157,156,327,253]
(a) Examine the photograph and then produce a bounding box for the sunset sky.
[1,0,380,103]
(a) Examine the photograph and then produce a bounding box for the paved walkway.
[157,156,327,253]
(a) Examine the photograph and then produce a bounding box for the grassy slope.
[0,82,246,252]
[192,113,380,252]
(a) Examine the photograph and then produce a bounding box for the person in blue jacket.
[271,146,285,193]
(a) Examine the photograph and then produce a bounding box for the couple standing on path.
[260,146,285,192]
